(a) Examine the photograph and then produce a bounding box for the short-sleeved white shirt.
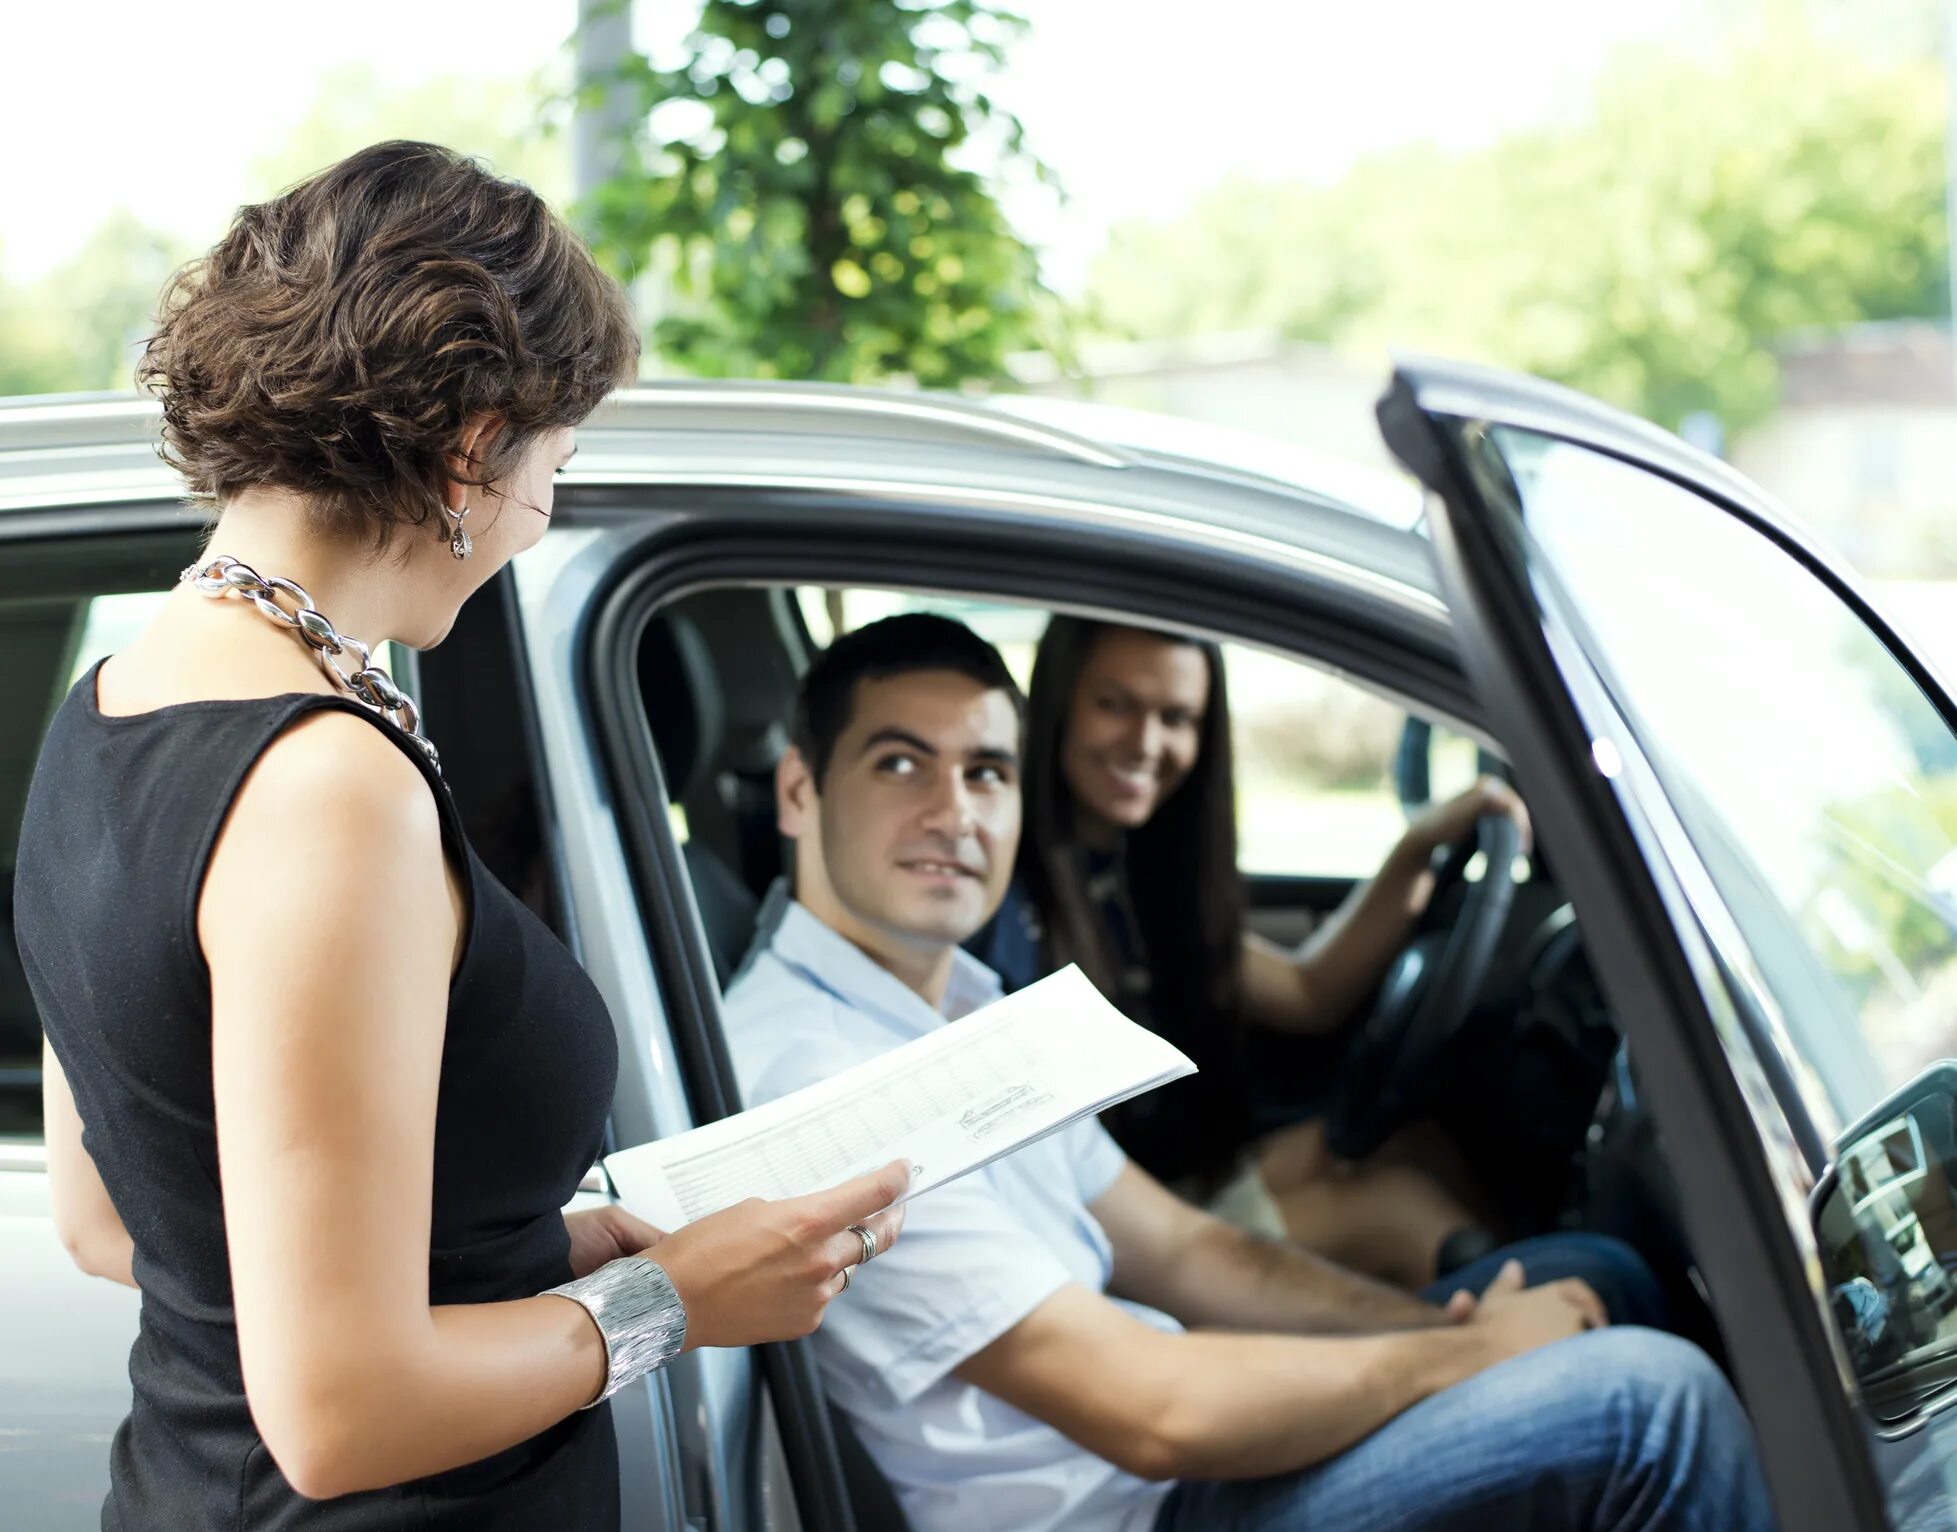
[721,883,1178,1532]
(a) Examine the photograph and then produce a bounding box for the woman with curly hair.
[14,142,907,1529]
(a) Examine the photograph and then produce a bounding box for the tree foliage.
[582,0,1056,385]
[0,66,563,400]
[0,211,185,396]
[1088,32,1951,431]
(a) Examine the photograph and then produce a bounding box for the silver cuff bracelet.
[545,1255,688,1408]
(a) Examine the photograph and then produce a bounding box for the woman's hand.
[564,1204,667,1280]
[1403,775,1532,861]
[647,1159,911,1351]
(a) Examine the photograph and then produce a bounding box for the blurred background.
[3,0,1952,640]
[4,0,1957,1114]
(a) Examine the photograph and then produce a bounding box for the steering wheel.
[1325,813,1523,1162]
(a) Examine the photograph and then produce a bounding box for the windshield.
[1492,427,1957,1140]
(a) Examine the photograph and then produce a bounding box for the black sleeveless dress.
[13,663,622,1530]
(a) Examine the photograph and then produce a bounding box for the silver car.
[5,363,1957,1530]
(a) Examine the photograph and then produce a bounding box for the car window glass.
[1491,428,1957,1139]
[1223,644,1407,877]
[1428,724,1485,804]
[795,587,1043,686]
[63,590,416,695]
[66,591,171,686]
[796,586,1484,881]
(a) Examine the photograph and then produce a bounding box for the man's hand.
[1440,1258,1607,1335]
[1404,775,1532,861]
[564,1204,667,1279]
[1457,1258,1607,1368]
[1436,1254,1524,1324]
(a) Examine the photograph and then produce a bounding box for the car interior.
[631,579,1738,1526]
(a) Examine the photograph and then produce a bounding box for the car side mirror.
[1813,1061,1957,1424]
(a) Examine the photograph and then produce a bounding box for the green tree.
[0,211,185,396]
[1089,32,1949,432]
[0,275,76,397]
[583,0,1057,384]
[0,66,569,401]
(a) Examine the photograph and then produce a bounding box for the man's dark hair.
[792,613,1025,787]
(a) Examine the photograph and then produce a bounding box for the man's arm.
[1092,1161,1452,1333]
[953,1279,1590,1482]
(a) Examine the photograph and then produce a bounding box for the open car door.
[1378,357,1957,1532]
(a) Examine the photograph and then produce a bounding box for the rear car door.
[1378,356,1957,1530]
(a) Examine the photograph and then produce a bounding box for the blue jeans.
[1430,1232,1671,1331]
[1153,1326,1775,1532]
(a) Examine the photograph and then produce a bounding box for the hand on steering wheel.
[1325,803,1525,1162]
[1406,776,1532,866]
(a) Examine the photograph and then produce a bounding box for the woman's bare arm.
[42,1038,135,1287]
[1237,778,1530,1036]
[1236,839,1437,1036]
[204,711,612,1498]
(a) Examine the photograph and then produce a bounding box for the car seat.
[640,611,765,980]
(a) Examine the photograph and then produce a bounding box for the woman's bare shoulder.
[216,708,444,879]
[198,706,458,996]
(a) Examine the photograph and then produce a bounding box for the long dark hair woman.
[996,615,1525,1289]
[15,142,905,1530]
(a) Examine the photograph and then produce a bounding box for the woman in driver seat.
[973,615,1528,1291]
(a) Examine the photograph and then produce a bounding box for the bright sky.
[1,0,1698,292]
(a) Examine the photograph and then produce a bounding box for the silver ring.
[848,1223,878,1265]
[840,1264,853,1291]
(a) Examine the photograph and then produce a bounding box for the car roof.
[0,381,1443,620]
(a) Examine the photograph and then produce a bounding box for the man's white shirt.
[720,882,1179,1532]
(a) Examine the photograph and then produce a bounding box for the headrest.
[639,612,726,803]
[724,718,789,779]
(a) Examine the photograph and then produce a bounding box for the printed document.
[604,965,1195,1228]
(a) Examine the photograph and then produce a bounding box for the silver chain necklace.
[180,554,441,773]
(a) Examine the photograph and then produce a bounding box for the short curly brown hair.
[139,140,639,546]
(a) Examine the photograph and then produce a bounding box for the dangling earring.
[446,500,472,561]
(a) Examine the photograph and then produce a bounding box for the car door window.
[795,586,1045,684]
[795,585,1483,880]
[1224,645,1485,878]
[66,591,173,686]
[1490,430,1957,1142]
[1470,425,1957,1509]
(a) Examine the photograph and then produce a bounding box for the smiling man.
[773,628,1021,1000]
[718,613,1776,1532]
